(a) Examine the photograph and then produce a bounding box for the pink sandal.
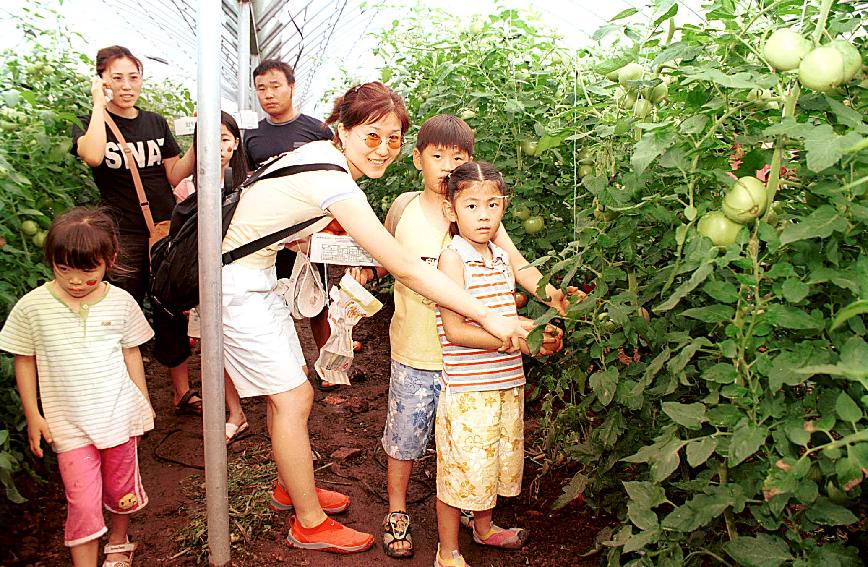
[472,523,528,550]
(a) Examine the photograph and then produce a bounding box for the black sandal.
[174,389,202,416]
[382,510,414,559]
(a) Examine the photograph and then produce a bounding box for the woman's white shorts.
[221,262,307,398]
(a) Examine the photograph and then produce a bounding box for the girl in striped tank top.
[433,162,561,567]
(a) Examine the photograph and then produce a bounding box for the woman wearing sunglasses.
[219,81,530,555]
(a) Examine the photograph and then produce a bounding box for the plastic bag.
[314,273,383,385]
[273,252,326,319]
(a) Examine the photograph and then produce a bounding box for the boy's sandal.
[174,389,203,416]
[472,523,528,550]
[382,510,414,558]
[103,539,137,567]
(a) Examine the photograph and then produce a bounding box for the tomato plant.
[365,0,867,564]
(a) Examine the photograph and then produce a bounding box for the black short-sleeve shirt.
[244,113,333,171]
[72,108,180,235]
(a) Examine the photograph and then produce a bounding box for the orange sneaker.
[270,482,350,514]
[285,515,374,554]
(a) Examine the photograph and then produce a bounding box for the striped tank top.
[435,235,525,392]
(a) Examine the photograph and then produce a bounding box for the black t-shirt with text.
[244,113,333,170]
[71,108,180,235]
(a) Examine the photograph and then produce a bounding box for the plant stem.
[719,462,739,540]
[813,0,836,46]
[763,83,800,218]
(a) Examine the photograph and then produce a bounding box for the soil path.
[2,301,602,566]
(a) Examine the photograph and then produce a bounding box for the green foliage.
[374,0,866,563]
[0,0,194,501]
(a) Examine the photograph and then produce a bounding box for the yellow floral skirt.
[435,385,524,511]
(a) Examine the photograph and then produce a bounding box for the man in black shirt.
[244,60,337,388]
[245,60,334,170]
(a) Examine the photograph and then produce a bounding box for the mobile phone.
[104,87,113,102]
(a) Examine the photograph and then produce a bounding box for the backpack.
[149,161,347,315]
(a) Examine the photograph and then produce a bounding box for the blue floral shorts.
[381,360,442,460]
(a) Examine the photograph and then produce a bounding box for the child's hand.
[538,324,565,357]
[345,266,372,286]
[549,286,588,316]
[26,415,53,458]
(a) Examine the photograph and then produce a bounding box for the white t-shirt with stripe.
[435,235,526,392]
[0,283,155,453]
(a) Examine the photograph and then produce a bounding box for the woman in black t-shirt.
[72,45,201,417]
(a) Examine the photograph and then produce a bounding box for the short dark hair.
[416,114,474,155]
[44,207,120,274]
[95,45,143,76]
[325,82,410,147]
[252,60,295,85]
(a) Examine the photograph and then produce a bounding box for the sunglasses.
[358,132,403,150]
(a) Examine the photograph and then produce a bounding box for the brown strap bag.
[103,109,171,250]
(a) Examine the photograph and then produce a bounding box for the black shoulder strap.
[221,161,349,265]
[221,215,324,265]
[242,162,347,187]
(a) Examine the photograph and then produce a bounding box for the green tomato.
[605,68,621,82]
[646,81,668,104]
[723,176,768,224]
[512,203,531,220]
[32,231,47,247]
[828,39,862,82]
[521,140,538,157]
[20,219,39,236]
[698,211,743,246]
[632,98,652,119]
[577,148,593,165]
[799,46,845,92]
[579,164,594,178]
[763,29,811,72]
[523,215,545,234]
[618,63,644,88]
[459,108,477,120]
[615,87,637,109]
[593,205,618,222]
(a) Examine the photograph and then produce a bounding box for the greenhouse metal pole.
[196,2,231,566]
[237,1,251,112]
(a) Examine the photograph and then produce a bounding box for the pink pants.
[57,437,147,547]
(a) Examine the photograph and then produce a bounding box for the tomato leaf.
[780,205,847,244]
[685,437,718,467]
[631,132,675,175]
[552,471,588,510]
[655,262,714,312]
[662,401,706,430]
[804,497,858,525]
[835,392,862,423]
[681,305,734,322]
[590,367,618,406]
[609,7,639,21]
[723,534,793,567]
[764,304,823,331]
[728,423,767,467]
[831,299,868,330]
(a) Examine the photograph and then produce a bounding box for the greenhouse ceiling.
[2,0,697,112]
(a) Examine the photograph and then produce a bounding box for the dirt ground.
[1,300,604,566]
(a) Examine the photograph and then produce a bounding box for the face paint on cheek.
[86,279,98,286]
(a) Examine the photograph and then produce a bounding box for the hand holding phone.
[90,76,111,106]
